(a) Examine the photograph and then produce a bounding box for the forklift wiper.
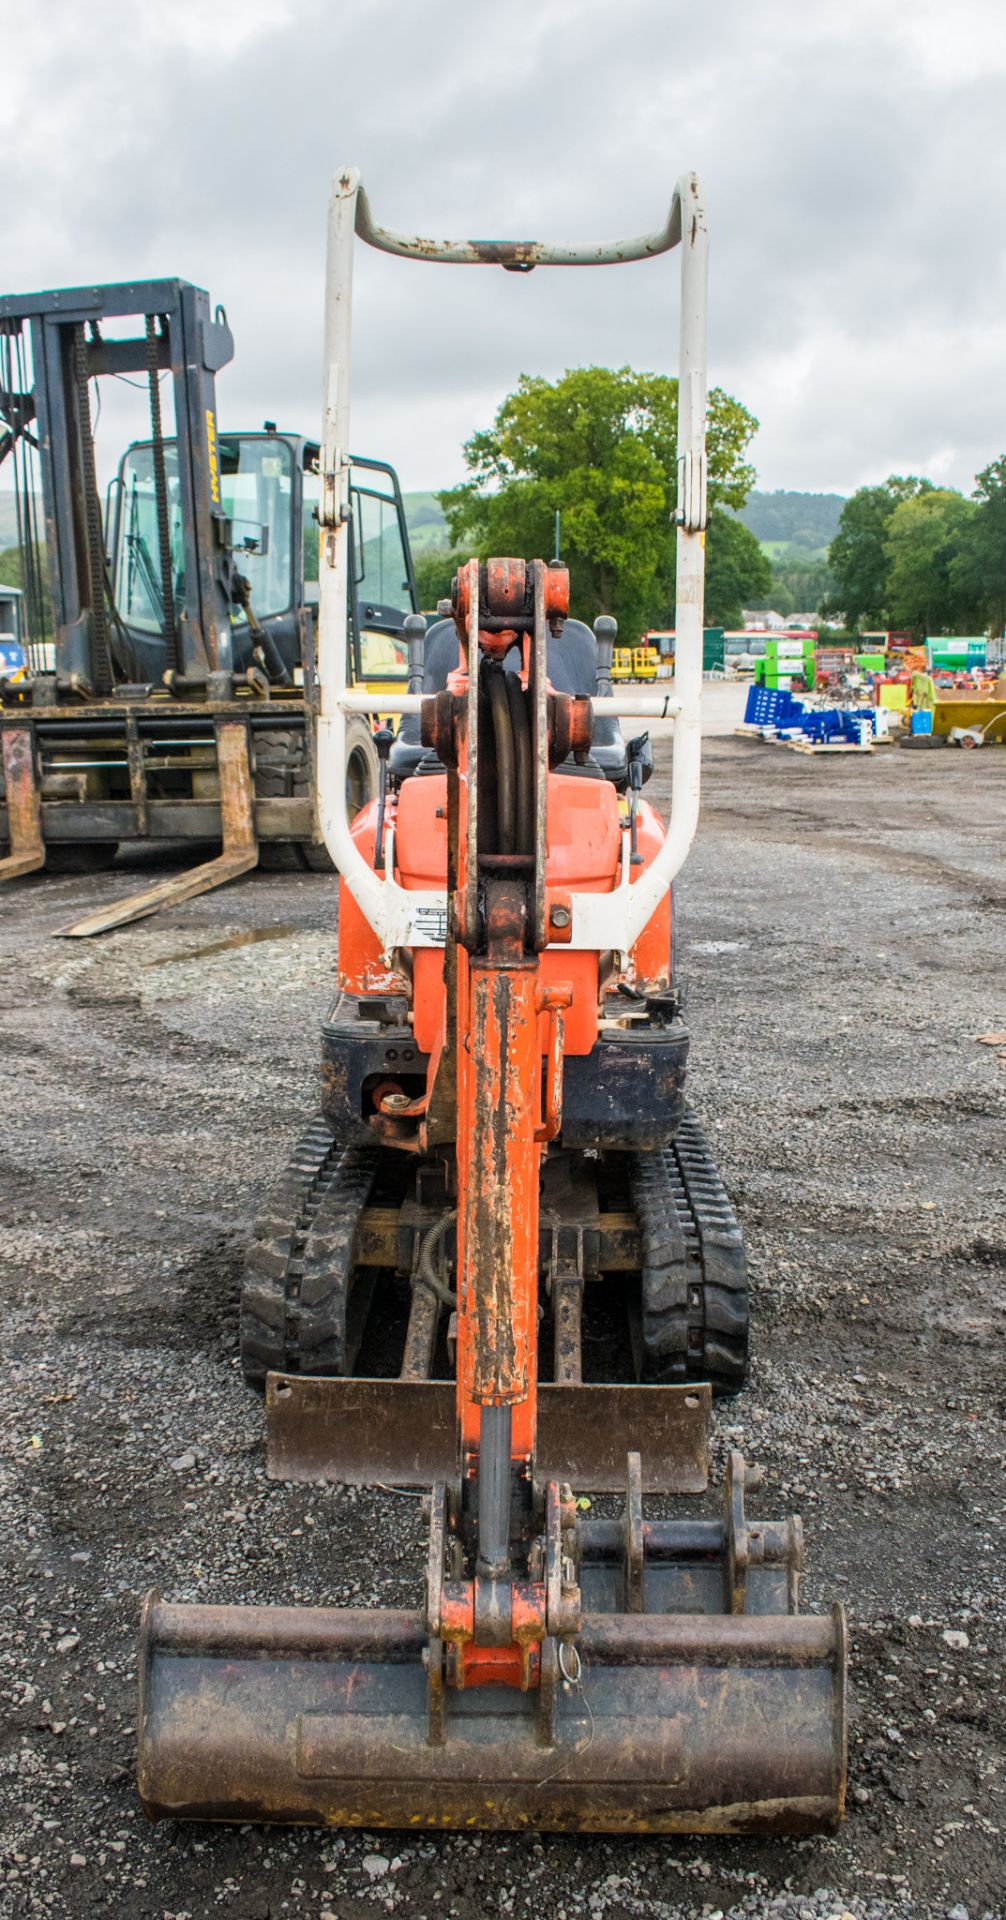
[123,530,166,626]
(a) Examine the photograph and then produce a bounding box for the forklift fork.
[0,723,45,879]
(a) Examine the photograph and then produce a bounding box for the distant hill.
[0,491,42,551]
[401,490,846,564]
[402,491,449,553]
[735,490,845,554]
[730,492,845,619]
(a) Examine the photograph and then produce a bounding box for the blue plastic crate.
[745,685,782,725]
[744,685,807,732]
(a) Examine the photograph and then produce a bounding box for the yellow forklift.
[0,279,418,932]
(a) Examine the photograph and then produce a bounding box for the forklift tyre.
[45,843,119,875]
[257,843,307,872]
[257,840,337,874]
[345,717,380,821]
[300,840,336,873]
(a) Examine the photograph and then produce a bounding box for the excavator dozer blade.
[265,1375,711,1494]
[138,1596,847,1834]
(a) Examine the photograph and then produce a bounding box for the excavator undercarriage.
[238,1108,750,1405]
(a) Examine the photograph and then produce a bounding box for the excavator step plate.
[265,1374,710,1494]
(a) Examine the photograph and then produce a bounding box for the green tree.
[770,553,834,617]
[825,476,933,626]
[950,457,1006,635]
[0,544,26,590]
[704,511,771,627]
[413,547,469,613]
[885,489,979,635]
[0,542,52,643]
[439,366,759,641]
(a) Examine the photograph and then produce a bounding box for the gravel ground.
[1,733,1004,1920]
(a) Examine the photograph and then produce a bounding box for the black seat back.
[389,617,628,785]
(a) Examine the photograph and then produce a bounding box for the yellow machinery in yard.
[611,643,659,681]
[907,672,1006,744]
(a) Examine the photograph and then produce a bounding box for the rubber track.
[240,1116,379,1382]
[628,1107,749,1395]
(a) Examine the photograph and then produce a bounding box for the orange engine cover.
[337,771,671,1057]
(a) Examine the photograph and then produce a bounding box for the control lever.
[593,614,616,697]
[404,612,427,695]
[627,732,649,866]
[373,726,395,870]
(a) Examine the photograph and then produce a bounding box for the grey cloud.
[3,0,1005,496]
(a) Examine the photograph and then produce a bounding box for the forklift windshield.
[111,434,416,687]
[114,441,185,635]
[221,436,295,617]
[113,435,296,635]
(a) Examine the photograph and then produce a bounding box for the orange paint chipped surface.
[337,773,673,1022]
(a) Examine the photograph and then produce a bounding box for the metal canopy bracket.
[315,167,709,964]
[351,179,687,269]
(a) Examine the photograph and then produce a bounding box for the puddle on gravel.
[143,925,298,968]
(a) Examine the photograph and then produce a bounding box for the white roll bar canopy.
[316,167,709,963]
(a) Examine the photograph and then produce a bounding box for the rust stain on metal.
[0,724,45,879]
[466,967,520,1400]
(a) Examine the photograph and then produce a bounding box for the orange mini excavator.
[137,170,847,1833]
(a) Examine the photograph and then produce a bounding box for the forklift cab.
[109,435,417,690]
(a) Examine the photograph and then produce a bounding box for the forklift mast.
[0,274,421,927]
[0,278,236,693]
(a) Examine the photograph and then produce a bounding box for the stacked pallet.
[739,685,882,754]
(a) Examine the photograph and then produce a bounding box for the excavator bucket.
[138,1449,847,1832]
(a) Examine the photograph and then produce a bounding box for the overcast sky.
[4,0,1005,500]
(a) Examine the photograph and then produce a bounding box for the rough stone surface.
[0,733,1003,1918]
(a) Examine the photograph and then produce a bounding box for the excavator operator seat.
[388,617,631,786]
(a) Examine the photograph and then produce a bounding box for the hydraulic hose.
[487,667,516,854]
[505,670,533,855]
